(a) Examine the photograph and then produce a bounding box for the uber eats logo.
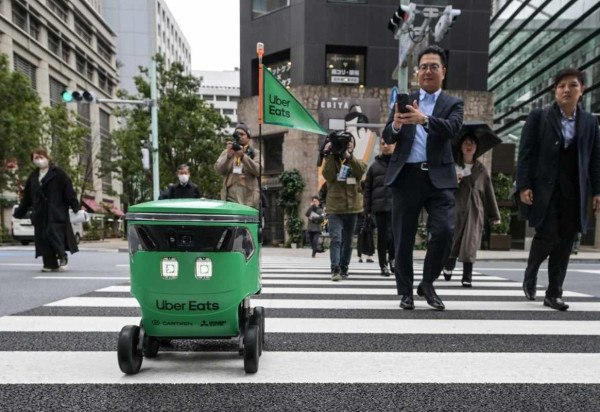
[156,300,220,311]
[267,94,291,118]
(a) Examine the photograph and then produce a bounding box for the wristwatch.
[422,115,429,127]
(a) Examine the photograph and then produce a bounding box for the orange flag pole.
[257,42,264,125]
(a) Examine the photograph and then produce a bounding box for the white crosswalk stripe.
[1,255,599,391]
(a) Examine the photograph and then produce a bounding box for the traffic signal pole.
[397,0,409,94]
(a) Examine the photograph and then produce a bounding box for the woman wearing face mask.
[13,148,80,272]
[158,164,201,199]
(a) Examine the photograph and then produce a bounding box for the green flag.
[262,67,327,135]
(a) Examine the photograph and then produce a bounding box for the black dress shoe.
[417,284,445,311]
[380,266,391,277]
[461,274,472,288]
[442,269,452,281]
[399,294,414,310]
[523,284,536,301]
[544,297,569,311]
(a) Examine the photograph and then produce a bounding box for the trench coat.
[214,146,261,209]
[13,166,80,258]
[450,161,500,262]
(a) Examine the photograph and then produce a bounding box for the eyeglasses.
[418,64,441,73]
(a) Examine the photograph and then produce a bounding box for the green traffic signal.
[61,90,73,102]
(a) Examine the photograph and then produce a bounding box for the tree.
[105,54,229,208]
[0,53,43,199]
[42,104,89,200]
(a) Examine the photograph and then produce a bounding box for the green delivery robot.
[117,199,265,374]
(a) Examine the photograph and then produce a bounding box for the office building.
[194,69,240,135]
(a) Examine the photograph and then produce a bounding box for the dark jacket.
[13,165,79,257]
[159,181,201,199]
[363,154,393,214]
[322,154,367,214]
[305,205,324,233]
[382,91,464,189]
[516,103,600,232]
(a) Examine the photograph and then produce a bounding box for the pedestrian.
[322,135,367,281]
[443,134,501,287]
[382,45,464,310]
[13,148,82,272]
[517,67,600,311]
[158,164,201,199]
[214,123,261,209]
[363,137,396,276]
[356,212,375,263]
[305,196,324,258]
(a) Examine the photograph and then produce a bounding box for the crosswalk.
[1,256,599,408]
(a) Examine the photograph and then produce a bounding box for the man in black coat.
[13,148,80,272]
[517,68,600,311]
[364,137,396,276]
[382,45,464,311]
[159,164,201,199]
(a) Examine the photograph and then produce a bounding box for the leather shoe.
[417,284,445,311]
[399,294,414,310]
[380,266,391,277]
[523,284,536,301]
[442,269,452,281]
[543,297,569,311]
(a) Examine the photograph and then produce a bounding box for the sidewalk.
[74,238,600,262]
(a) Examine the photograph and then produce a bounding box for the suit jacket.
[382,91,464,189]
[516,102,600,233]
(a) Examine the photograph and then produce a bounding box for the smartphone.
[396,93,411,114]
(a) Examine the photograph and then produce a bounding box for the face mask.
[34,158,48,169]
[178,174,190,184]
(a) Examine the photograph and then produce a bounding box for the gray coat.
[450,161,500,262]
[305,205,324,233]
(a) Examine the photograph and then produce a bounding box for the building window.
[98,70,109,92]
[74,14,92,44]
[223,108,234,115]
[48,29,61,55]
[97,37,113,62]
[263,135,284,173]
[99,110,112,192]
[215,95,228,101]
[49,76,66,106]
[202,94,214,100]
[326,50,366,86]
[61,43,70,63]
[48,0,68,22]
[12,1,41,40]
[252,0,289,19]
[229,95,239,102]
[13,54,36,90]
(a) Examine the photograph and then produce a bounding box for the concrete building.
[0,0,122,221]
[238,0,493,246]
[194,69,240,136]
[489,0,600,248]
[101,0,191,96]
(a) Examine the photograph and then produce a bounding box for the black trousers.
[375,211,395,269]
[42,254,59,269]
[524,189,579,298]
[391,164,456,295]
[308,231,320,255]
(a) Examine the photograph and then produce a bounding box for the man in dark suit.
[382,45,464,310]
[517,68,600,311]
[159,164,202,199]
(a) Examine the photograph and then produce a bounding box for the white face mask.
[34,158,49,169]
[178,174,190,184]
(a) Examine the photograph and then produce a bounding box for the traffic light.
[433,6,461,43]
[387,3,416,34]
[61,89,95,103]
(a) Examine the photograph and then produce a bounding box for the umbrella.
[453,121,502,161]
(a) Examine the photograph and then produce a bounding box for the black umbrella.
[453,121,503,161]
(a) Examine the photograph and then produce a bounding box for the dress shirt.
[406,88,442,163]
[559,108,576,148]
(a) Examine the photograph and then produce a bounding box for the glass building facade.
[489,0,600,141]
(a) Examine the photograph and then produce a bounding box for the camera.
[317,130,353,166]
[230,131,255,159]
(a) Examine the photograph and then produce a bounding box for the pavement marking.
[43,296,600,312]
[0,351,599,384]
[1,316,599,335]
[34,276,130,280]
[0,263,40,267]
[95,285,591,297]
[260,279,527,287]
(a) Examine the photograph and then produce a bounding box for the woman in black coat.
[13,148,80,272]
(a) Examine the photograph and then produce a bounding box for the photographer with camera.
[214,123,261,209]
[321,131,367,281]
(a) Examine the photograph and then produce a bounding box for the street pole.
[149,60,159,200]
[397,0,409,93]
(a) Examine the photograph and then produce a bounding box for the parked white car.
[11,205,85,245]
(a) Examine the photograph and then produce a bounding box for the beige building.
[0,0,122,219]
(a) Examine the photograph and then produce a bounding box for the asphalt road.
[0,246,599,411]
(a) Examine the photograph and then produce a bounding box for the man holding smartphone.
[382,45,464,310]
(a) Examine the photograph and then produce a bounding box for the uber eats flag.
[261,66,327,135]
